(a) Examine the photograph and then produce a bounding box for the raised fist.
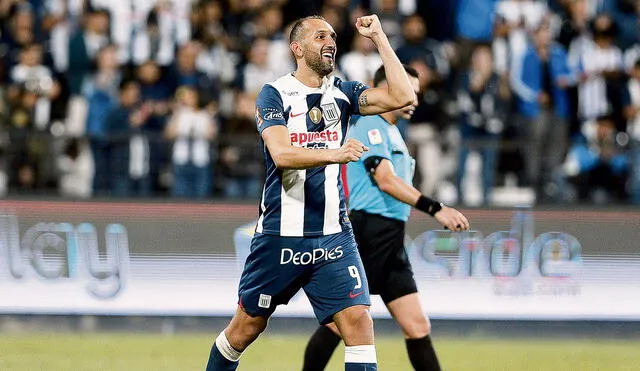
[355,15,384,40]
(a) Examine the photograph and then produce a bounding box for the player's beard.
[304,49,334,77]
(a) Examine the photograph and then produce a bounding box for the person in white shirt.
[57,138,93,198]
[339,34,382,86]
[164,86,217,198]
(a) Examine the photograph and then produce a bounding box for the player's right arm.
[262,126,368,169]
[370,159,470,232]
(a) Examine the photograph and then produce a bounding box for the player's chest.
[284,91,349,131]
[285,93,349,149]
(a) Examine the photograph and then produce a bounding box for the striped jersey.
[254,73,368,237]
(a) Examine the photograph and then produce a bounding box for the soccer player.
[206,15,416,371]
[302,65,470,371]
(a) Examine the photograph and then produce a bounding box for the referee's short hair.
[373,64,419,87]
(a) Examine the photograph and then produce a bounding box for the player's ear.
[290,41,304,59]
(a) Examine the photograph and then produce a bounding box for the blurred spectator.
[56,137,93,198]
[136,59,173,192]
[406,57,448,196]
[164,86,217,198]
[511,20,573,201]
[236,37,280,95]
[193,0,238,91]
[374,0,404,48]
[493,12,512,81]
[456,45,507,205]
[570,14,624,127]
[219,91,262,198]
[43,0,88,73]
[557,0,591,49]
[65,7,110,136]
[624,42,640,74]
[254,6,295,77]
[5,86,39,193]
[562,114,628,203]
[609,0,639,49]
[624,59,640,203]
[495,0,549,63]
[66,7,110,97]
[106,80,152,197]
[0,1,37,72]
[339,34,381,86]
[9,43,60,130]
[169,41,220,111]
[456,0,499,71]
[105,0,191,64]
[131,4,177,67]
[396,14,450,80]
[83,44,121,195]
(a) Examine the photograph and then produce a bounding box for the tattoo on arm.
[358,92,369,107]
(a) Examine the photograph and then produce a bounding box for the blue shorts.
[238,229,370,324]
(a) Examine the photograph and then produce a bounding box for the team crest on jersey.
[256,106,263,127]
[309,107,322,124]
[321,102,339,127]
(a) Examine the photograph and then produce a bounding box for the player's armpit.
[358,86,415,116]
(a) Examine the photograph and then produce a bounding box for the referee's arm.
[371,159,470,231]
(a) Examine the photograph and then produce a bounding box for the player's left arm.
[354,15,416,115]
[370,159,470,231]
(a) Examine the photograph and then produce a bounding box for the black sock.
[405,335,441,371]
[302,325,342,371]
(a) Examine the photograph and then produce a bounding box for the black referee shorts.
[349,210,418,304]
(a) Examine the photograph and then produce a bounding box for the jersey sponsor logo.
[348,290,365,299]
[264,110,284,120]
[367,129,383,145]
[290,111,306,118]
[280,245,344,265]
[258,294,272,308]
[290,129,339,147]
[309,107,322,124]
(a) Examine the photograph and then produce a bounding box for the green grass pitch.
[1,333,639,370]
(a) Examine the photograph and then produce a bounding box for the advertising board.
[0,201,638,320]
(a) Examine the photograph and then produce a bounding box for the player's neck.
[380,112,397,126]
[292,68,325,88]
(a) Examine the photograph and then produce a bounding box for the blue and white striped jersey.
[255,73,368,237]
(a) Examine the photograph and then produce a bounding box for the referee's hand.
[435,206,470,232]
[333,138,369,164]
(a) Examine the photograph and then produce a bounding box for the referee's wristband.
[415,195,443,217]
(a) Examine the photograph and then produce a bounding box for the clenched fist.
[355,15,384,40]
[333,138,369,164]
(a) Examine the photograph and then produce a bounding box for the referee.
[302,65,469,371]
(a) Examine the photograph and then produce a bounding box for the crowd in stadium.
[0,0,638,205]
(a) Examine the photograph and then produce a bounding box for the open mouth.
[322,49,335,61]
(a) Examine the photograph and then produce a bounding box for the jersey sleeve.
[255,84,286,134]
[337,78,369,115]
[349,118,391,161]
